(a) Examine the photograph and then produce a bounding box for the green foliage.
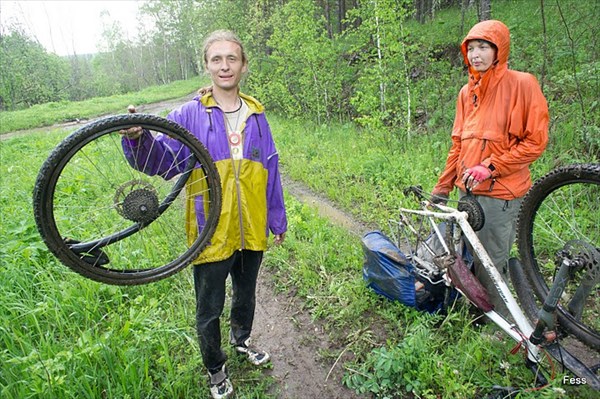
[342,308,581,398]
[0,30,70,110]
[270,114,449,226]
[2,0,598,155]
[344,0,418,134]
[265,113,598,398]
[251,0,350,123]
[0,77,204,134]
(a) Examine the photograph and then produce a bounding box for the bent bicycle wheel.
[516,163,600,349]
[33,114,222,285]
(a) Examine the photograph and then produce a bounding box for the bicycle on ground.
[384,164,599,392]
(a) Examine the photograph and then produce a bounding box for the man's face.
[467,40,497,74]
[205,40,247,92]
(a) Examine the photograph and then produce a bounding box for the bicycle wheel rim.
[33,114,222,285]
[517,163,600,349]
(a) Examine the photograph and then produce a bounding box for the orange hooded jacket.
[433,20,549,200]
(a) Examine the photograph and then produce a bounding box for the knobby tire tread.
[516,163,600,350]
[33,114,222,285]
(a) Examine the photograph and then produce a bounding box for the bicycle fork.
[529,256,574,345]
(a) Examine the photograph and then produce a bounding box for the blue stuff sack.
[361,231,416,308]
[362,226,466,314]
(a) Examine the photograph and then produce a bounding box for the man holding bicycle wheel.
[121,30,287,399]
[431,20,549,317]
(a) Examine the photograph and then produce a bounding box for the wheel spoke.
[33,114,221,285]
[517,164,600,349]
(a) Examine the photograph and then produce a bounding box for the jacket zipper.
[234,164,245,249]
[225,111,251,250]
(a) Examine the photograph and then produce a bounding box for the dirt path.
[0,95,195,141]
[253,177,370,399]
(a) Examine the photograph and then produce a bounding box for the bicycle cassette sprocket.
[114,180,160,224]
[457,196,485,231]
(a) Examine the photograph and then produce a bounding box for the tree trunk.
[539,0,547,91]
[338,0,346,32]
[374,12,386,113]
[480,0,491,20]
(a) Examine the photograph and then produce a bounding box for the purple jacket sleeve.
[262,118,287,235]
[121,129,190,180]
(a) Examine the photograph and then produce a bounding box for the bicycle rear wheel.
[516,163,600,349]
[33,114,222,285]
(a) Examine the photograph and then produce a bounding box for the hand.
[273,233,286,245]
[119,105,143,139]
[462,164,491,189]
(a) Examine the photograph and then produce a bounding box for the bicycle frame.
[398,203,541,363]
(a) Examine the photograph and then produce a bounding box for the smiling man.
[121,30,287,399]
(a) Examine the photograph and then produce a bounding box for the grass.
[0,77,206,134]
[1,121,597,398]
[0,130,275,399]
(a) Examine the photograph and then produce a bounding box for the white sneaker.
[208,365,233,399]
[234,339,270,366]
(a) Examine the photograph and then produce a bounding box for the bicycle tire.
[516,163,600,349]
[509,258,600,389]
[33,114,222,285]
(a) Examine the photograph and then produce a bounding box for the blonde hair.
[202,30,247,65]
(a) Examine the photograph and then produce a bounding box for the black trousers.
[193,250,263,372]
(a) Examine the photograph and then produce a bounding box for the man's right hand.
[119,105,143,139]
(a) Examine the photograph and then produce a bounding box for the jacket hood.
[461,20,510,74]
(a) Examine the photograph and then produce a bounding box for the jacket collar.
[198,91,265,114]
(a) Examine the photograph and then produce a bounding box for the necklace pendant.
[229,132,241,145]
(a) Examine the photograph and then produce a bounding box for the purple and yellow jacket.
[122,92,287,264]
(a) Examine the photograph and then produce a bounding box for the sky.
[0,0,143,56]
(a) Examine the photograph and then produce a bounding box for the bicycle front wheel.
[517,163,600,349]
[33,114,222,285]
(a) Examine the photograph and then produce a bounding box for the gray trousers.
[461,192,523,317]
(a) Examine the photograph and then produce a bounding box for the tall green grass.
[2,124,596,398]
[0,78,206,134]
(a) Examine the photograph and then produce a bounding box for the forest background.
[1,0,599,398]
[1,0,598,162]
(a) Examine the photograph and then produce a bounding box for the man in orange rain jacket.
[432,20,549,316]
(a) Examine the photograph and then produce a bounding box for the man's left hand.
[273,233,286,245]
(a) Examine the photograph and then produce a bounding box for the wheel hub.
[114,180,160,223]
[560,240,600,277]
